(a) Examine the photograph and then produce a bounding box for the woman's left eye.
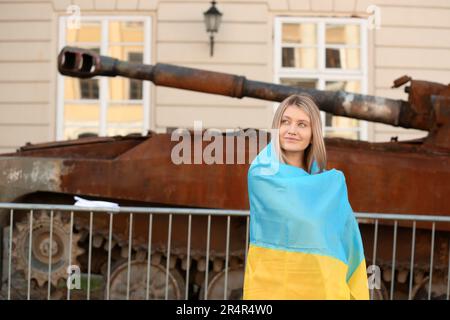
[298,123,306,128]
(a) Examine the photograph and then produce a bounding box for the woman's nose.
[288,125,297,135]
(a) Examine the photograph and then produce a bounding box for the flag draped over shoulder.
[243,142,369,300]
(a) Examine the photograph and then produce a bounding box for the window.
[79,79,99,99]
[274,17,368,140]
[78,48,100,100]
[57,16,151,140]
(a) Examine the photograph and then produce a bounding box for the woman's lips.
[283,137,300,142]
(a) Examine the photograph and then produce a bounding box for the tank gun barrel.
[58,46,422,130]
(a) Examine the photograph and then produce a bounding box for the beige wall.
[0,1,54,153]
[0,0,449,152]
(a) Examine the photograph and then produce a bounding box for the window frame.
[57,15,151,140]
[274,17,368,141]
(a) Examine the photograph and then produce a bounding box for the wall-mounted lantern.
[203,1,223,57]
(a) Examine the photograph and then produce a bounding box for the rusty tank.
[0,46,449,300]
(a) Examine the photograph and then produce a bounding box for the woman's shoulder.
[324,167,345,179]
[332,168,345,178]
[247,143,280,177]
[318,168,348,191]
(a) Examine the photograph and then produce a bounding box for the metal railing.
[0,203,449,300]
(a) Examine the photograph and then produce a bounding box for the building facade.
[0,0,449,152]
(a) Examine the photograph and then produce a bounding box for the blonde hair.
[271,94,327,173]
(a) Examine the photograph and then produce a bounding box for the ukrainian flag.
[243,142,369,300]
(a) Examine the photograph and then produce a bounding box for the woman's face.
[279,105,312,152]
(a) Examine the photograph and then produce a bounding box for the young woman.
[243,94,369,300]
